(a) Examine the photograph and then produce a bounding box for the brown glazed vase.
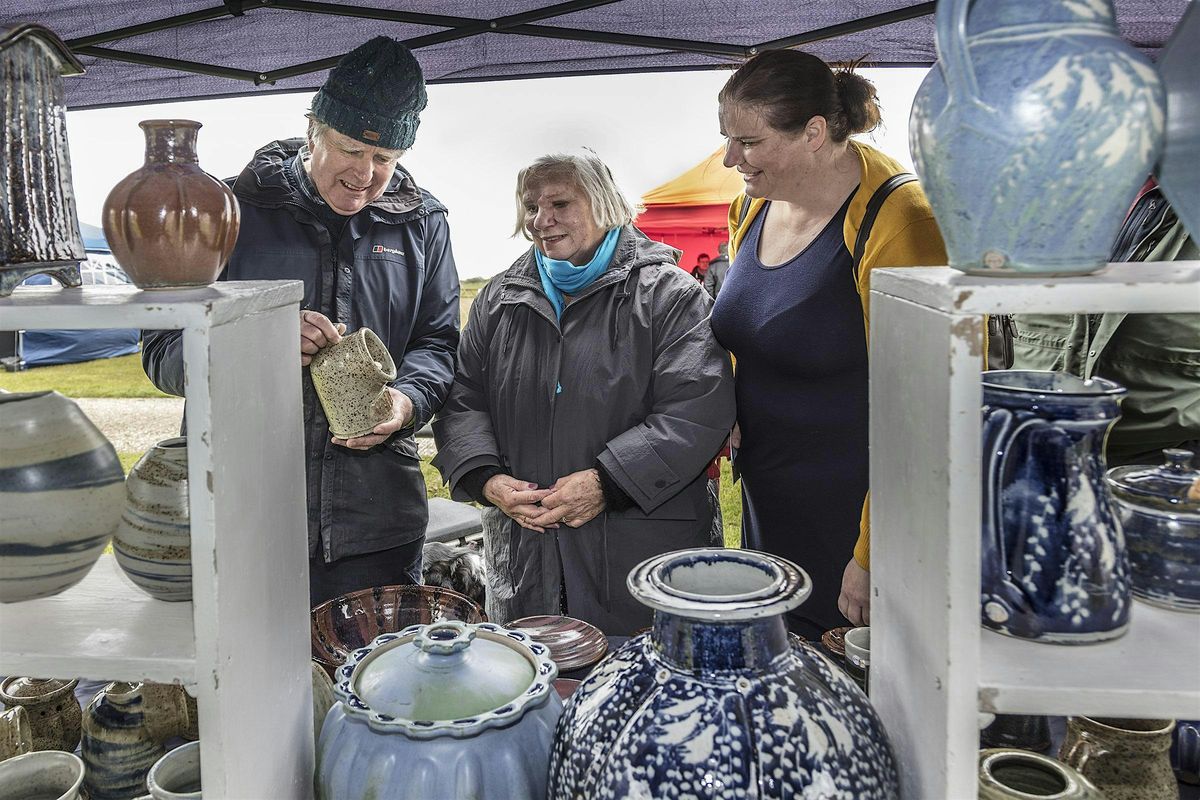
[102,119,239,289]
[1059,717,1178,800]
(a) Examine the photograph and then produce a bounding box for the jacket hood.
[230,137,445,219]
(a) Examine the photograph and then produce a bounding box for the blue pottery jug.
[981,371,1130,643]
[910,0,1165,275]
[549,548,900,799]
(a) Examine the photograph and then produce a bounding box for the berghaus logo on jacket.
[372,244,405,256]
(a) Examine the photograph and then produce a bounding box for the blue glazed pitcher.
[981,371,1131,644]
[911,0,1165,276]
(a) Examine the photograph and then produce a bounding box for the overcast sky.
[65,67,927,279]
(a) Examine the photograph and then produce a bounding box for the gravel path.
[76,397,185,455]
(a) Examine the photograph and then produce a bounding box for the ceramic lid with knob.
[0,677,77,702]
[333,621,558,739]
[1106,449,1200,514]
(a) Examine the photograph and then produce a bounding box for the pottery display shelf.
[0,281,313,799]
[867,262,1200,799]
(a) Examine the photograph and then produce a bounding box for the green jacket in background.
[1012,207,1199,466]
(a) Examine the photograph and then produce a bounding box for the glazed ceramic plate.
[509,615,608,673]
[821,626,852,659]
[310,584,487,676]
[554,678,582,701]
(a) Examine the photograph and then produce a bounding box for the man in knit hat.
[142,37,461,605]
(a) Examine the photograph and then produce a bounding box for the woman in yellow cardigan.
[711,50,946,637]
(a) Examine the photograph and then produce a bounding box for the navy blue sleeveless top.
[710,196,868,636]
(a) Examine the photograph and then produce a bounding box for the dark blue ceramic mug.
[980,371,1131,644]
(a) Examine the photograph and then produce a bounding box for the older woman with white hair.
[433,153,735,635]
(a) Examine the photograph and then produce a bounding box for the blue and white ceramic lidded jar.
[1106,449,1200,612]
[981,371,1130,643]
[910,0,1165,275]
[549,548,900,799]
[317,621,562,800]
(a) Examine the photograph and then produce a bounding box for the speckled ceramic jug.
[1060,717,1178,800]
[114,438,192,601]
[978,749,1103,800]
[980,371,1130,644]
[0,677,81,752]
[0,707,32,762]
[910,0,1165,275]
[102,120,239,289]
[308,328,398,439]
[82,682,165,800]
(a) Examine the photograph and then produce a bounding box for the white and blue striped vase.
[114,437,192,602]
[910,0,1165,276]
[0,391,124,602]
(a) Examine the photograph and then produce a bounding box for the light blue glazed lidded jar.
[550,548,900,799]
[317,621,562,800]
[910,0,1165,276]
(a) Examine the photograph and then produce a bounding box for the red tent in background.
[636,147,743,275]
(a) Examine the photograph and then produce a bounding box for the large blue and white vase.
[981,371,1131,643]
[549,548,899,799]
[318,621,562,800]
[114,437,192,601]
[0,391,124,602]
[910,0,1165,276]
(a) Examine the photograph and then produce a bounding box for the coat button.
[1088,350,1096,357]
[342,266,352,275]
[654,479,667,488]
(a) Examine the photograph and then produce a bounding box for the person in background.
[703,241,730,298]
[432,153,734,636]
[142,37,460,607]
[711,50,946,638]
[1011,178,1199,465]
[691,252,711,282]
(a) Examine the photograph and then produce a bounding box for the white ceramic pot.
[137,742,201,800]
[0,750,85,799]
[114,437,192,601]
[0,391,124,602]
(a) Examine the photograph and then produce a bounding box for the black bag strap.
[852,172,917,281]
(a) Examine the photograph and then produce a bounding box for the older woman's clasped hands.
[484,469,605,532]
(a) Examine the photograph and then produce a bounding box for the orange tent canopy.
[637,147,742,276]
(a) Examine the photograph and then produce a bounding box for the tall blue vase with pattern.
[910,0,1165,276]
[981,371,1131,644]
[549,549,899,799]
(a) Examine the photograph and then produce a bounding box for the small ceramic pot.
[0,677,81,752]
[0,750,86,800]
[978,748,1103,800]
[308,328,398,439]
[1171,719,1199,786]
[980,714,1052,754]
[1059,717,1178,800]
[140,682,192,743]
[843,626,870,694]
[311,662,335,747]
[140,742,201,799]
[114,437,192,601]
[0,707,32,762]
[82,682,166,800]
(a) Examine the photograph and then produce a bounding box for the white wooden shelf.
[868,262,1200,800]
[0,280,313,799]
[0,555,196,683]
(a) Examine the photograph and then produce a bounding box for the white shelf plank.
[0,554,196,684]
[0,280,304,329]
[871,261,1200,314]
[979,601,1200,718]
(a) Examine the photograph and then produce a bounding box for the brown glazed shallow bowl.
[554,679,582,701]
[510,615,608,673]
[821,626,852,660]
[311,584,487,676]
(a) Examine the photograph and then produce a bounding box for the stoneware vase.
[1172,719,1200,786]
[140,682,194,744]
[1106,449,1200,612]
[978,748,1104,800]
[0,24,86,296]
[1059,717,1178,800]
[308,327,398,439]
[102,119,239,290]
[0,707,32,762]
[980,371,1131,643]
[0,677,81,752]
[549,548,901,799]
[137,741,201,800]
[318,621,562,800]
[114,437,192,601]
[0,391,125,602]
[1157,3,1200,241]
[311,662,335,748]
[82,682,166,800]
[910,0,1165,275]
[0,750,86,800]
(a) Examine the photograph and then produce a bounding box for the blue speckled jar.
[981,371,1130,644]
[549,548,900,799]
[910,0,1165,275]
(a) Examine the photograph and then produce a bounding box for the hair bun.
[833,68,881,136]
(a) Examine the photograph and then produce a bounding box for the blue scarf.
[534,227,621,319]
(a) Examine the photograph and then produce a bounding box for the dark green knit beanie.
[311,36,427,150]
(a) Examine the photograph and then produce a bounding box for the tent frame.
[64,0,936,87]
